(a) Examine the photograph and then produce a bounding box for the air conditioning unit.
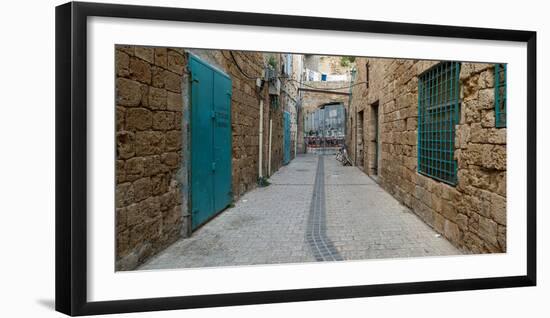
[268,78,280,96]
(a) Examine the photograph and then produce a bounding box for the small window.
[417,62,461,185]
[495,63,507,128]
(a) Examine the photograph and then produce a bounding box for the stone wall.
[115,45,186,270]
[349,57,506,253]
[115,46,298,270]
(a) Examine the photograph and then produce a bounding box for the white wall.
[0,0,547,317]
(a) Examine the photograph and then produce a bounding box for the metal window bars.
[495,63,507,128]
[417,61,461,185]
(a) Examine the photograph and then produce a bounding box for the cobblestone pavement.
[140,154,460,270]
[324,157,460,260]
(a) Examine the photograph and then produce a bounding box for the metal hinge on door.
[212,162,216,172]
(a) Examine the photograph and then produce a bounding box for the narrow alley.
[116,47,506,271]
[140,155,459,270]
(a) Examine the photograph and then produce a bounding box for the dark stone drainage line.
[306,155,343,262]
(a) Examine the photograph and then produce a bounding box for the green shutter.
[417,62,460,185]
[495,63,507,128]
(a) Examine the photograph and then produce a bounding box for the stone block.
[167,49,186,75]
[116,50,129,77]
[455,125,470,149]
[441,200,457,222]
[129,57,152,84]
[481,144,506,170]
[165,130,182,151]
[479,69,495,89]
[497,225,506,251]
[116,131,135,159]
[164,70,182,93]
[167,91,183,111]
[173,111,183,130]
[126,108,152,131]
[406,117,417,131]
[116,182,134,208]
[481,109,496,128]
[464,106,480,124]
[444,220,461,243]
[143,155,165,176]
[151,174,169,196]
[135,46,155,64]
[125,157,146,181]
[455,213,468,230]
[135,131,165,156]
[116,106,125,131]
[490,193,507,225]
[159,190,178,211]
[129,221,160,253]
[154,48,168,68]
[116,45,134,56]
[162,205,183,233]
[116,160,125,183]
[478,88,495,110]
[151,66,165,89]
[478,216,498,246]
[470,127,506,144]
[116,229,130,260]
[148,87,167,110]
[153,111,176,130]
[133,177,152,202]
[431,194,442,212]
[433,212,445,233]
[162,152,180,168]
[116,78,143,107]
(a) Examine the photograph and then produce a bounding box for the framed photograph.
[55,1,536,316]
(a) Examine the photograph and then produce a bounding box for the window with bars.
[495,63,507,128]
[417,61,461,185]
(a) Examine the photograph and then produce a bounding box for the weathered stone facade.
[115,45,186,270]
[116,46,302,270]
[349,57,506,253]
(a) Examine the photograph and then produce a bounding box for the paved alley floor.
[139,154,460,270]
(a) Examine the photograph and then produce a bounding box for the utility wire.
[229,51,258,80]
[284,77,368,91]
[223,50,366,91]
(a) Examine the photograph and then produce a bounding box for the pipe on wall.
[268,119,273,176]
[258,100,264,178]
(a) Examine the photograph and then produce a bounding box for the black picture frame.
[55,1,537,316]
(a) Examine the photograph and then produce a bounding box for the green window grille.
[417,61,461,185]
[495,63,507,128]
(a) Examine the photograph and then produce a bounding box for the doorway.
[189,55,233,230]
[370,101,380,177]
[283,111,291,164]
[356,110,364,167]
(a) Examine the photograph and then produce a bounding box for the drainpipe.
[258,100,264,178]
[268,118,273,176]
[294,130,297,159]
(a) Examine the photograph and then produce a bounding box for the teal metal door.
[189,55,232,229]
[213,72,233,213]
[283,111,291,164]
